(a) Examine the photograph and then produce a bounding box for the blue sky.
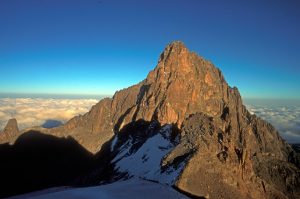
[0,0,299,98]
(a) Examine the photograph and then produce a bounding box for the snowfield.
[112,124,185,185]
[9,179,189,199]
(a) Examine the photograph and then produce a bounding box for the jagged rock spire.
[0,118,20,141]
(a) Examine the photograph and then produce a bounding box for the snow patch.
[110,135,118,152]
[112,124,184,185]
[9,179,189,199]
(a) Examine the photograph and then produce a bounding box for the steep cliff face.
[70,41,298,199]
[0,41,299,198]
[48,83,143,153]
[104,41,299,199]
[165,112,299,199]
[47,41,234,153]
[131,42,230,127]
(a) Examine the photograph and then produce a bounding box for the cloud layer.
[1,98,299,144]
[0,98,99,131]
[245,100,300,144]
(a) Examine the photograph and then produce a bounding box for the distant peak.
[6,118,18,127]
[3,118,19,134]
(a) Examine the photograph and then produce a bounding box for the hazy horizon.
[0,92,111,100]
[1,92,300,101]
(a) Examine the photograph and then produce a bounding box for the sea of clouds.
[0,98,99,131]
[245,99,300,144]
[0,98,299,144]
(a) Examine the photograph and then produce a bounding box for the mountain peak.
[3,118,19,133]
[158,41,189,64]
[139,42,230,127]
[166,41,187,51]
[0,118,20,141]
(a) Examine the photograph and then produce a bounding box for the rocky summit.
[0,118,19,141]
[0,41,299,199]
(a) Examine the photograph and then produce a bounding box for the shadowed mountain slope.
[0,131,95,198]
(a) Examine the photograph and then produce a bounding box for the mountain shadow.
[0,131,96,198]
[0,120,181,198]
[73,119,159,186]
[72,119,161,185]
[75,119,181,186]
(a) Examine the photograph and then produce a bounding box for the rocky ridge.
[0,41,299,199]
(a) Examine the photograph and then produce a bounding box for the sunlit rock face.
[128,41,231,128]
[92,41,300,199]
[1,41,299,199]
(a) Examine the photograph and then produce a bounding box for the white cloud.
[0,98,99,130]
[245,102,300,143]
[2,97,299,144]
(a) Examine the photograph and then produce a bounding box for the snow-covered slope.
[111,124,185,185]
[7,124,189,199]
[9,179,189,199]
